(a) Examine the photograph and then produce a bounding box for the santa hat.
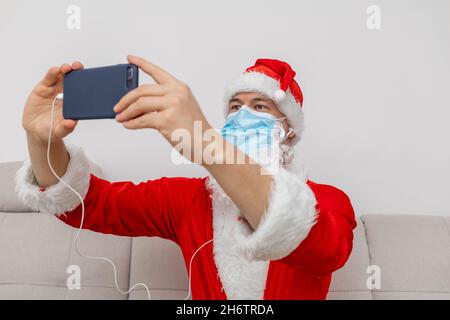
[223,58,304,144]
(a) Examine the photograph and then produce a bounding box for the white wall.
[1,0,449,217]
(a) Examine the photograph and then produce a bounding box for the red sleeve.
[278,183,357,276]
[57,174,206,243]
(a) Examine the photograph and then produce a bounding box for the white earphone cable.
[47,94,216,301]
[183,238,215,300]
[48,94,151,299]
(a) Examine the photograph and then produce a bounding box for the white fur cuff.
[237,168,318,261]
[14,142,91,216]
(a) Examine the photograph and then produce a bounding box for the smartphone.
[63,64,139,120]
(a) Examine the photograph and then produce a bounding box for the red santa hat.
[223,58,304,144]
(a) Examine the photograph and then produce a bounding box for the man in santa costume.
[15,55,356,300]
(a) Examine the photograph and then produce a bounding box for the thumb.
[53,119,78,138]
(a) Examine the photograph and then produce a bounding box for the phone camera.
[127,67,134,80]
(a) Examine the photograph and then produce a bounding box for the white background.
[1,0,449,217]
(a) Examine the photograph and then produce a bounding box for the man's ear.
[282,129,296,145]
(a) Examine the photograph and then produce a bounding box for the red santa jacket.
[15,143,357,300]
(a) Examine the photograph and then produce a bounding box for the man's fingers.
[60,63,73,75]
[72,61,84,70]
[115,96,167,123]
[122,111,160,130]
[127,54,177,84]
[113,84,166,113]
[41,66,61,87]
[63,119,78,129]
[53,120,78,138]
[40,61,81,88]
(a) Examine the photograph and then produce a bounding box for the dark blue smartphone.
[63,64,139,120]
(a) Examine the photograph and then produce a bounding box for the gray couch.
[1,161,449,299]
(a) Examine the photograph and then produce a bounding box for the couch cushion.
[0,212,131,299]
[328,217,373,300]
[0,284,128,300]
[361,214,450,299]
[0,162,33,212]
[128,237,188,300]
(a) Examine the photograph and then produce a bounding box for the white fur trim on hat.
[14,142,92,216]
[223,71,304,144]
[273,89,286,102]
[235,167,318,261]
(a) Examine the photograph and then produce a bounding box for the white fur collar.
[206,176,270,300]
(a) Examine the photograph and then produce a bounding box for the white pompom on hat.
[223,59,304,144]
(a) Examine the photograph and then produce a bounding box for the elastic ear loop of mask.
[280,128,294,143]
[274,116,294,143]
[48,94,217,301]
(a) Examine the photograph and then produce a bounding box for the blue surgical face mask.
[220,105,293,166]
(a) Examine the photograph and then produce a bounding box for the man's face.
[227,92,295,143]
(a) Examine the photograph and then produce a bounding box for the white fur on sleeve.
[237,168,318,261]
[14,143,91,216]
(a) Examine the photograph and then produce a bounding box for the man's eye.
[254,104,267,110]
[230,105,241,111]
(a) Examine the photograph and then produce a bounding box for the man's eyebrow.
[229,98,242,104]
[251,97,270,102]
[229,96,270,104]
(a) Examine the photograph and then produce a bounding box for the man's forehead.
[231,92,271,101]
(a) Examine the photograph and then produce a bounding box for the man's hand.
[23,62,84,144]
[22,62,85,188]
[114,55,212,152]
[114,55,272,229]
